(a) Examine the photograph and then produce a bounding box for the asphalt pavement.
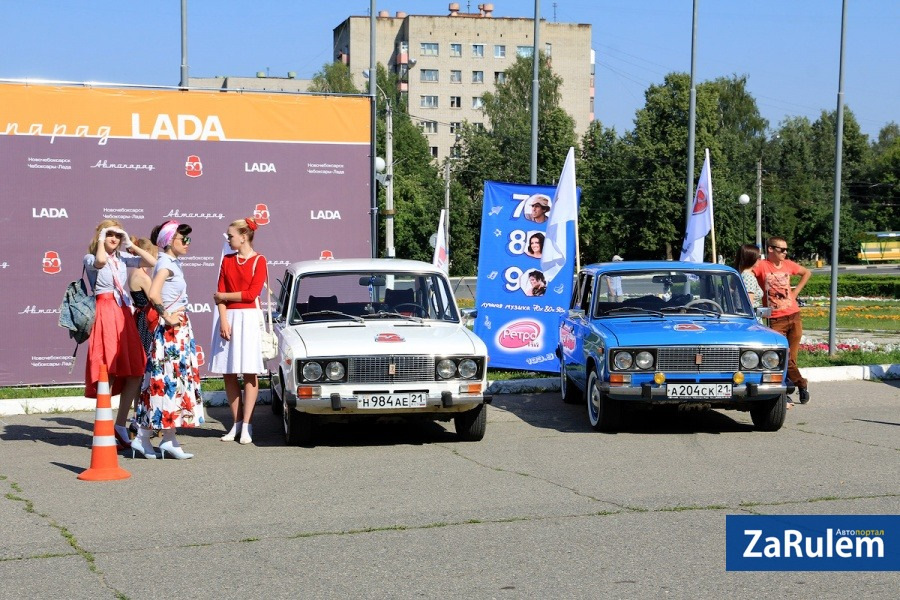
[1,380,897,599]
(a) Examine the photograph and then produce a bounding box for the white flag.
[679,148,714,263]
[432,209,449,273]
[541,147,578,283]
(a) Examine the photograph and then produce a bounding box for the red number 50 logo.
[42,251,61,274]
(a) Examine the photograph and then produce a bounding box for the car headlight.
[436,358,457,379]
[613,351,633,370]
[635,351,654,370]
[458,359,478,379]
[761,350,781,370]
[740,351,760,370]
[302,361,323,382]
[325,361,345,381]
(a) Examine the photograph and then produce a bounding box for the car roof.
[285,258,445,277]
[581,260,738,275]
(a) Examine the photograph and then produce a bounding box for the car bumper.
[287,390,491,415]
[600,382,790,403]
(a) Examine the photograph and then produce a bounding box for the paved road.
[1,380,898,599]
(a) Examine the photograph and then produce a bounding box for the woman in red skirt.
[83,219,157,451]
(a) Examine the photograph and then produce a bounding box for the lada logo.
[320,250,335,260]
[195,345,205,366]
[185,155,202,177]
[253,203,270,225]
[375,333,404,343]
[674,323,705,331]
[42,251,61,274]
[498,320,541,350]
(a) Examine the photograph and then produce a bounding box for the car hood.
[285,321,485,358]
[598,316,788,348]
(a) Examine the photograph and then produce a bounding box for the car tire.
[750,393,787,431]
[283,396,315,446]
[454,403,487,441]
[271,373,283,415]
[560,356,583,405]
[587,369,621,432]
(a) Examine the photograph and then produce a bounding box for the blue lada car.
[558,261,791,432]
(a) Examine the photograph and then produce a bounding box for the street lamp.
[738,193,750,242]
[363,70,395,258]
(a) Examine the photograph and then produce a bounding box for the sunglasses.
[176,235,192,245]
[106,232,124,239]
[769,246,788,254]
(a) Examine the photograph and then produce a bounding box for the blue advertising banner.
[473,181,579,372]
[726,514,900,571]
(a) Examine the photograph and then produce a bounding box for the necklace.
[235,252,256,266]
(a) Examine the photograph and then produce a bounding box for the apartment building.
[334,2,594,162]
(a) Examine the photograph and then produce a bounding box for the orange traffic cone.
[78,364,131,481]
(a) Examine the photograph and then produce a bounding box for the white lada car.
[269,259,490,446]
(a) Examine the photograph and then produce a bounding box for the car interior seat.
[307,294,339,313]
[383,288,416,314]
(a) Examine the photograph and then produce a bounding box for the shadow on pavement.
[0,416,94,447]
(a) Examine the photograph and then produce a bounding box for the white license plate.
[666,383,732,399]
[358,393,428,409]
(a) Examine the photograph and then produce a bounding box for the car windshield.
[289,271,459,324]
[593,269,754,318]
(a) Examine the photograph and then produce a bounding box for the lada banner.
[473,181,579,372]
[0,82,372,386]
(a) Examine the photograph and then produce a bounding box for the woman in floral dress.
[135,220,203,459]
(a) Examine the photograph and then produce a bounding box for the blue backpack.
[59,266,96,347]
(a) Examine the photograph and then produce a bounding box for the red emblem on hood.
[674,323,705,331]
[375,333,404,343]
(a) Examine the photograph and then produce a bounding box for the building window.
[545,42,552,57]
[421,42,439,57]
[421,120,438,134]
[494,44,506,58]
[430,146,439,158]
[420,95,438,108]
[420,69,439,82]
[472,71,484,84]
[517,45,534,58]
[472,44,484,58]
[472,96,484,109]
[494,72,506,84]
[450,122,462,134]
[450,43,462,57]
[450,96,462,108]
[450,145,461,158]
[450,70,462,83]
[474,123,485,131]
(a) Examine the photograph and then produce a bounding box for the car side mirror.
[755,306,772,319]
[568,308,585,319]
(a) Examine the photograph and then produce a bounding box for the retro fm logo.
[496,319,542,351]
[253,203,270,225]
[185,155,202,178]
[42,251,61,275]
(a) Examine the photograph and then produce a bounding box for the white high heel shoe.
[159,440,194,460]
[130,437,158,459]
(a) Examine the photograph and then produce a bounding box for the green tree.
[307,61,360,94]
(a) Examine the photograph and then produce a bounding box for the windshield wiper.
[361,310,424,323]
[601,306,664,317]
[660,306,722,317]
[301,310,364,323]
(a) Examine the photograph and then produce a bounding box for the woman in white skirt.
[210,217,267,445]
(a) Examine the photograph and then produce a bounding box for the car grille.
[348,356,435,383]
[656,346,739,372]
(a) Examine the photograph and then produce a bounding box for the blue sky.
[2,1,896,139]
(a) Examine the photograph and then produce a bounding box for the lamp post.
[738,193,750,242]
[363,71,395,258]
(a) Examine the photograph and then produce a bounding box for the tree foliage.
[307,61,360,94]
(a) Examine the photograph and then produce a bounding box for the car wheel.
[560,355,582,405]
[271,373,283,415]
[283,396,314,446]
[454,403,487,441]
[587,369,620,432]
[750,393,787,431]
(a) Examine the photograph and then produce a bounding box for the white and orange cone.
[78,364,131,481]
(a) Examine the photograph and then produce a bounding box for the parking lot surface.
[1,379,898,599]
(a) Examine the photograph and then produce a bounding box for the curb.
[2,364,897,417]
